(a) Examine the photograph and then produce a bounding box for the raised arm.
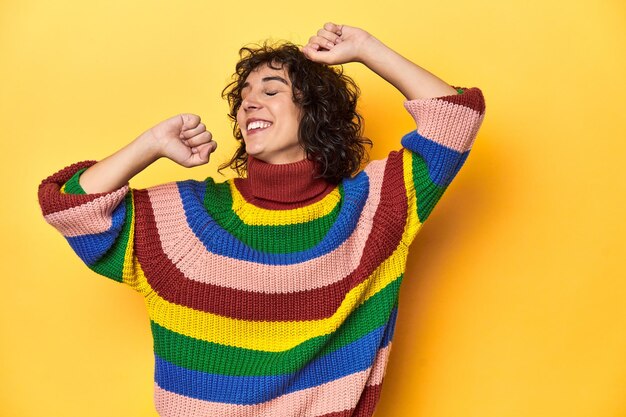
[301,22,457,99]
[302,22,486,244]
[357,36,458,100]
[37,113,218,288]
[76,114,218,194]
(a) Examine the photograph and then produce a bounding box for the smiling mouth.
[247,125,272,135]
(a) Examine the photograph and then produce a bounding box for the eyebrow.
[241,76,289,90]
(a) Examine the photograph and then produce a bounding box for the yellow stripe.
[121,191,146,292]
[228,179,341,226]
[60,183,67,194]
[122,191,135,286]
[402,148,422,245]
[133,238,410,352]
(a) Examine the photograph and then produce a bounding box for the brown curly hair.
[217,40,372,184]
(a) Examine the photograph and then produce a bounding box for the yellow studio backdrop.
[1,0,625,416]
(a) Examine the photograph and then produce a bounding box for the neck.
[234,155,335,209]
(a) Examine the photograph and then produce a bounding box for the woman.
[38,22,485,417]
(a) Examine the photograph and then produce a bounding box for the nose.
[241,92,261,112]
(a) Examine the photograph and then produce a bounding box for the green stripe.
[411,153,447,223]
[88,192,134,282]
[203,179,343,253]
[63,168,88,194]
[151,274,402,376]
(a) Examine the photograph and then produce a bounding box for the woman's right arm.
[38,113,217,289]
[78,113,218,193]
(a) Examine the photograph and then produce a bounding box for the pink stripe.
[154,343,392,417]
[404,98,484,152]
[43,186,129,237]
[147,159,386,293]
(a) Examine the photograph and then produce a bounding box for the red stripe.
[440,86,485,114]
[38,160,103,215]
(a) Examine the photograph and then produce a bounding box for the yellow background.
[2,0,625,416]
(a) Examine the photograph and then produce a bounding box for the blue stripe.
[176,171,370,265]
[65,201,127,265]
[155,306,398,404]
[401,130,469,187]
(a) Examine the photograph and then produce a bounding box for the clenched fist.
[149,114,218,168]
[301,22,373,65]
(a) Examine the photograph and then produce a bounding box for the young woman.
[38,22,485,417]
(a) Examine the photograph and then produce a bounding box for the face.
[236,63,305,164]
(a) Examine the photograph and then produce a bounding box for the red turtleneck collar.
[233,155,336,209]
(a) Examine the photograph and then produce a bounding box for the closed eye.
[239,91,278,101]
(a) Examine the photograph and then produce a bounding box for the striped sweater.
[37,86,486,417]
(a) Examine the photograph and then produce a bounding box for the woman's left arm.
[303,22,487,237]
[301,22,458,99]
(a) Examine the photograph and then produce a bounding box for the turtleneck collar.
[233,155,335,208]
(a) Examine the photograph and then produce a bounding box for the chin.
[244,145,266,158]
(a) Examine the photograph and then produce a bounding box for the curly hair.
[218,40,372,184]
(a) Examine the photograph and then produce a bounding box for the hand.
[149,114,218,168]
[301,22,374,65]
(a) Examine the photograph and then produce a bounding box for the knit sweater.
[38,86,486,417]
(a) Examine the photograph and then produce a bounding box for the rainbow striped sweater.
[38,86,485,417]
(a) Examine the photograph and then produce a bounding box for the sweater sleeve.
[392,86,486,245]
[37,160,146,293]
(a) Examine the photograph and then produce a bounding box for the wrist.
[135,130,163,163]
[358,35,388,65]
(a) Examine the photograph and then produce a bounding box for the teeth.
[247,121,272,131]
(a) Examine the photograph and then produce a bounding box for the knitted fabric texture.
[38,86,486,417]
